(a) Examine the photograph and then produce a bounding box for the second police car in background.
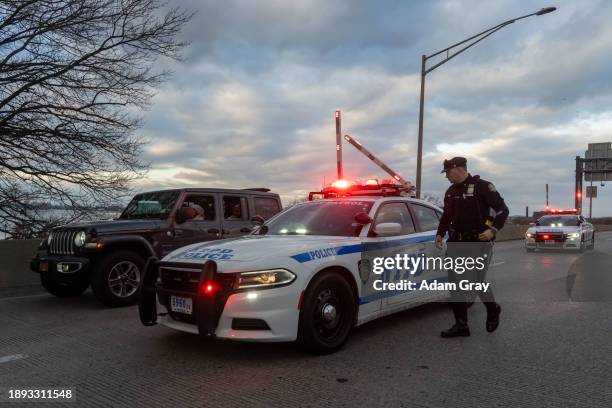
[525,211,595,252]
[139,180,448,353]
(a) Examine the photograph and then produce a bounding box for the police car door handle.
[207,228,219,234]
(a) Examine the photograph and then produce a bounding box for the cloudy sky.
[136,0,612,216]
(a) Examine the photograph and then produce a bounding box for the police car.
[524,210,595,252]
[139,180,447,353]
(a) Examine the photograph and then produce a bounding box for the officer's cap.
[441,157,467,173]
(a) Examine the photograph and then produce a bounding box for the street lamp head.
[536,6,556,16]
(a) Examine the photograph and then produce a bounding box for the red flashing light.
[576,192,582,198]
[543,235,550,239]
[336,144,340,151]
[331,179,350,189]
[201,281,218,295]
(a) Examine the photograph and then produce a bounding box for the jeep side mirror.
[354,212,372,225]
[251,215,265,226]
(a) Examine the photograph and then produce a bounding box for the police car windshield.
[538,215,580,227]
[120,191,180,220]
[264,200,373,236]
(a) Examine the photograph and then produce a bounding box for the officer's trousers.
[446,240,497,324]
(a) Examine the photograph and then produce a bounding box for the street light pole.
[414,7,556,199]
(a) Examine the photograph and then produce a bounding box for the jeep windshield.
[119,191,180,220]
[263,200,373,237]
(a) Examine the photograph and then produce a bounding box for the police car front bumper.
[157,285,300,342]
[139,259,301,342]
[525,235,581,250]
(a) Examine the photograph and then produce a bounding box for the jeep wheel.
[298,272,355,354]
[40,276,90,297]
[92,251,144,307]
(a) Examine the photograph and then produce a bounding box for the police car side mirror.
[250,215,265,226]
[354,212,372,225]
[374,222,402,236]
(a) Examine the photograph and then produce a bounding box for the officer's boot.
[440,320,470,338]
[486,303,501,333]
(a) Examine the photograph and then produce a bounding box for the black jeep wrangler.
[30,188,282,307]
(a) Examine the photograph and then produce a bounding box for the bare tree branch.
[0,0,193,238]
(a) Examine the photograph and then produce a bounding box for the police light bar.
[308,180,413,200]
[331,179,351,189]
[545,208,577,215]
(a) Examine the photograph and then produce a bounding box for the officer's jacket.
[436,174,509,239]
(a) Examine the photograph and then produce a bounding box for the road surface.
[1,233,611,407]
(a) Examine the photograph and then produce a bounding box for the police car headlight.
[526,233,533,238]
[566,233,580,239]
[74,230,87,247]
[237,269,296,289]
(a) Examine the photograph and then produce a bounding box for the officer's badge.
[488,183,497,192]
[466,184,475,195]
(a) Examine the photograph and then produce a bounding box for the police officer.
[435,157,509,338]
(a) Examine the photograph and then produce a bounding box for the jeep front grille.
[50,230,77,255]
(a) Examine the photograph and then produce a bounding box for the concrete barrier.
[496,224,529,241]
[0,239,41,289]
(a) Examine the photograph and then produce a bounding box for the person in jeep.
[30,188,282,307]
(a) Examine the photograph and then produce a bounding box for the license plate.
[39,261,48,272]
[170,296,193,314]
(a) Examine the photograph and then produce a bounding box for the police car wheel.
[91,250,144,307]
[40,276,90,297]
[298,272,356,354]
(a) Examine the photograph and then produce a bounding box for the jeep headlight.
[74,230,87,247]
[237,269,296,289]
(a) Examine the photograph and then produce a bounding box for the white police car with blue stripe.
[139,183,446,353]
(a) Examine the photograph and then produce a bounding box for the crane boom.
[343,134,412,189]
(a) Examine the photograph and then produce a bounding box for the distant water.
[1,209,120,240]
